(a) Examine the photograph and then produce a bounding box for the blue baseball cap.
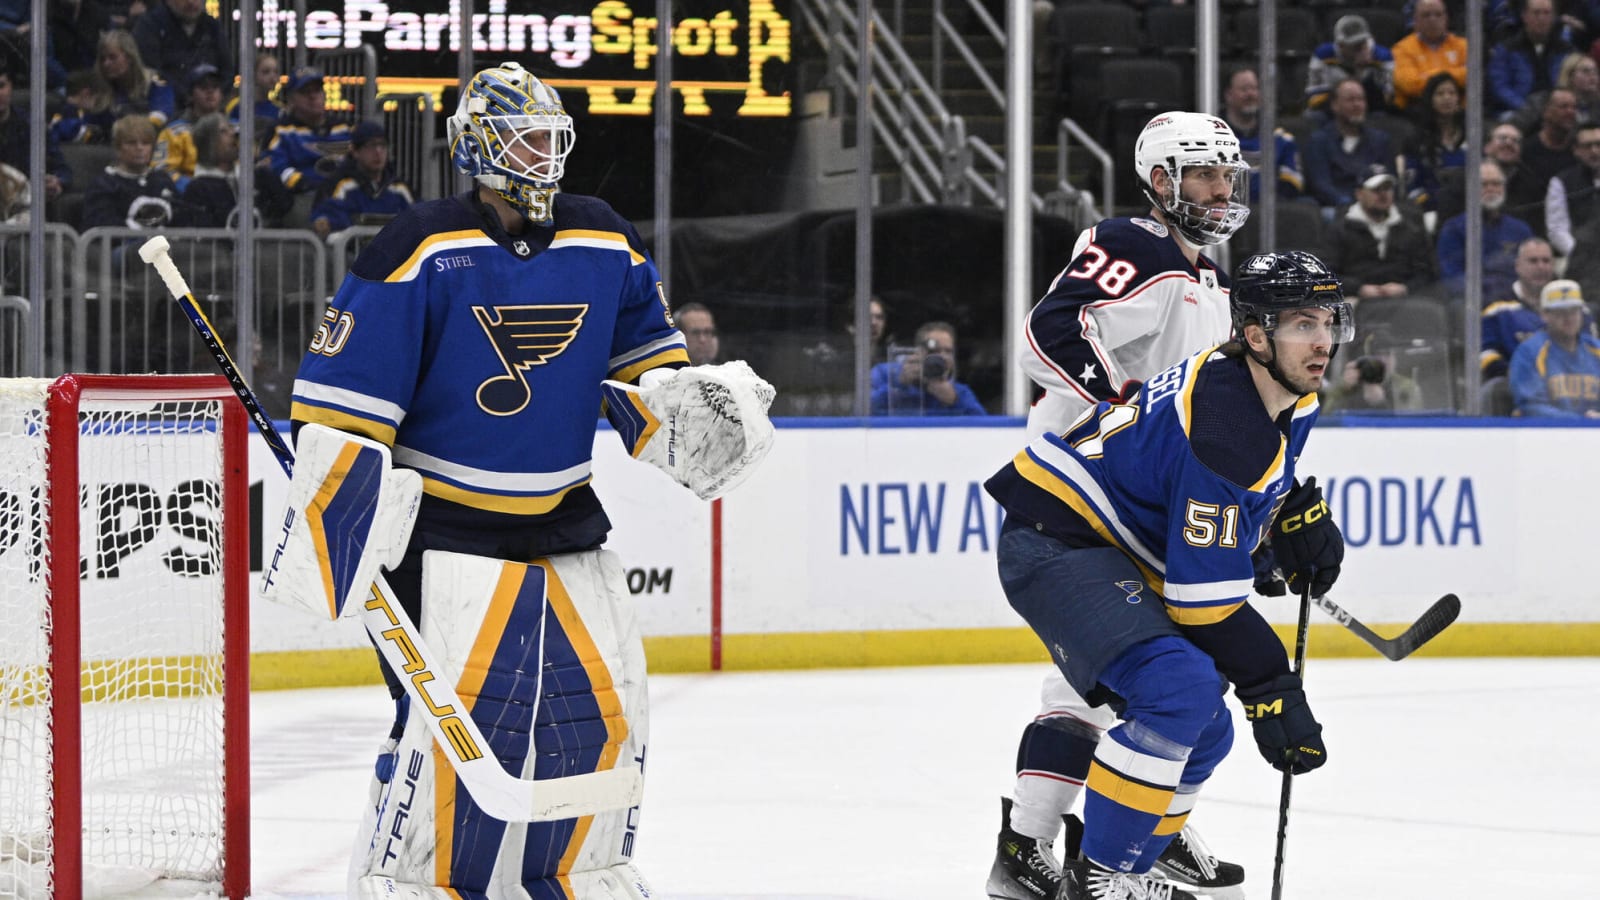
[286,66,324,94]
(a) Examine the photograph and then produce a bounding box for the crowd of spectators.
[0,0,413,239]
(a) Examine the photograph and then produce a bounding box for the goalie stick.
[1311,592,1461,661]
[138,235,643,823]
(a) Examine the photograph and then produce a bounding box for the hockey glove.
[1251,542,1287,597]
[1269,477,1343,598]
[1237,674,1326,775]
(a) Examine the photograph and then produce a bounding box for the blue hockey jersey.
[987,346,1318,683]
[291,191,688,545]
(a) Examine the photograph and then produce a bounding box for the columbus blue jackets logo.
[473,304,589,415]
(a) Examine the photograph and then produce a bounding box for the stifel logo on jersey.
[473,304,589,415]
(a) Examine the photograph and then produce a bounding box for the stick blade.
[1382,593,1461,661]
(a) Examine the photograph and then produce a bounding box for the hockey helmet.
[1231,250,1354,346]
[448,62,574,223]
[1134,111,1251,246]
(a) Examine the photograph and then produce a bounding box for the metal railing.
[313,46,380,125]
[379,93,441,202]
[796,0,971,204]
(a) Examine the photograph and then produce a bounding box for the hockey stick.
[1270,583,1313,900]
[139,236,643,823]
[1311,592,1461,661]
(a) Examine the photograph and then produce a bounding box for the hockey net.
[0,375,249,899]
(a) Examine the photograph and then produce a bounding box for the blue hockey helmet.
[447,62,574,223]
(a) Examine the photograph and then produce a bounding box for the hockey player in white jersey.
[268,62,773,899]
[989,111,1255,900]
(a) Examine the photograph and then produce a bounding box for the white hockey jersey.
[1023,217,1233,437]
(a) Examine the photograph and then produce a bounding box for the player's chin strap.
[1248,336,1340,399]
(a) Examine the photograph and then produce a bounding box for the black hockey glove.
[1269,477,1343,598]
[1237,674,1326,775]
[1251,542,1287,597]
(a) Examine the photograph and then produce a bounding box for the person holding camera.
[1318,335,1424,414]
[869,320,986,415]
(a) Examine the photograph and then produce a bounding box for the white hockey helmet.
[447,62,574,223]
[1134,111,1251,246]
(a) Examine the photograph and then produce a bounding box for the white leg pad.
[351,548,651,898]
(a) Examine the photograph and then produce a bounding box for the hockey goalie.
[264,61,774,899]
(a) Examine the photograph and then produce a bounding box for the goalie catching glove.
[261,424,421,619]
[602,361,776,500]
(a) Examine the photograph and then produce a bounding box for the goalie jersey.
[986,346,1318,685]
[291,191,689,552]
[1024,217,1233,437]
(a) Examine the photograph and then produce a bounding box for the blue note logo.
[1114,580,1145,604]
[473,304,588,415]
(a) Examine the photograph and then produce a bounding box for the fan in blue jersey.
[992,111,1257,900]
[986,251,1350,900]
[274,62,772,900]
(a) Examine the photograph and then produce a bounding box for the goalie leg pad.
[262,423,421,619]
[602,360,776,500]
[351,548,650,899]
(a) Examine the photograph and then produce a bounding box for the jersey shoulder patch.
[1129,217,1169,238]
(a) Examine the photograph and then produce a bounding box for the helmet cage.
[1145,156,1251,246]
[448,63,575,221]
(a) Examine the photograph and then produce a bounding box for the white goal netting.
[0,377,244,899]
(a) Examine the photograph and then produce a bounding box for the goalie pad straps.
[602,360,777,500]
[353,549,651,900]
[262,424,421,619]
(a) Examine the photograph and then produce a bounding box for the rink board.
[234,419,1600,683]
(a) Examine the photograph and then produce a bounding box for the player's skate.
[987,796,1063,899]
[1057,854,1197,900]
[1151,824,1244,899]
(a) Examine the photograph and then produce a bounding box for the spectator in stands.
[1560,53,1600,123]
[1481,236,1559,379]
[82,112,181,230]
[1329,163,1437,304]
[1485,121,1548,226]
[50,69,106,144]
[1510,278,1600,416]
[1302,78,1397,212]
[228,52,282,127]
[179,112,238,227]
[1318,335,1425,414]
[1402,72,1468,217]
[1520,88,1580,206]
[870,320,987,416]
[1306,14,1396,117]
[1437,159,1535,300]
[87,30,176,133]
[674,302,722,367]
[154,62,225,186]
[131,0,230,98]
[310,121,413,239]
[266,67,352,196]
[1489,0,1575,118]
[1545,119,1600,257]
[0,161,29,224]
[1392,0,1469,111]
[1221,66,1304,201]
[0,63,69,202]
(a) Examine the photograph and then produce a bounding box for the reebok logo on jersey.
[472,304,589,415]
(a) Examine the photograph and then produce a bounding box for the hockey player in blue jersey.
[265,62,773,899]
[987,251,1349,900]
[991,111,1257,900]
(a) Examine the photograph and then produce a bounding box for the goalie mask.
[448,62,574,224]
[1134,111,1251,247]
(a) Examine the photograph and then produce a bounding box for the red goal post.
[0,374,249,899]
